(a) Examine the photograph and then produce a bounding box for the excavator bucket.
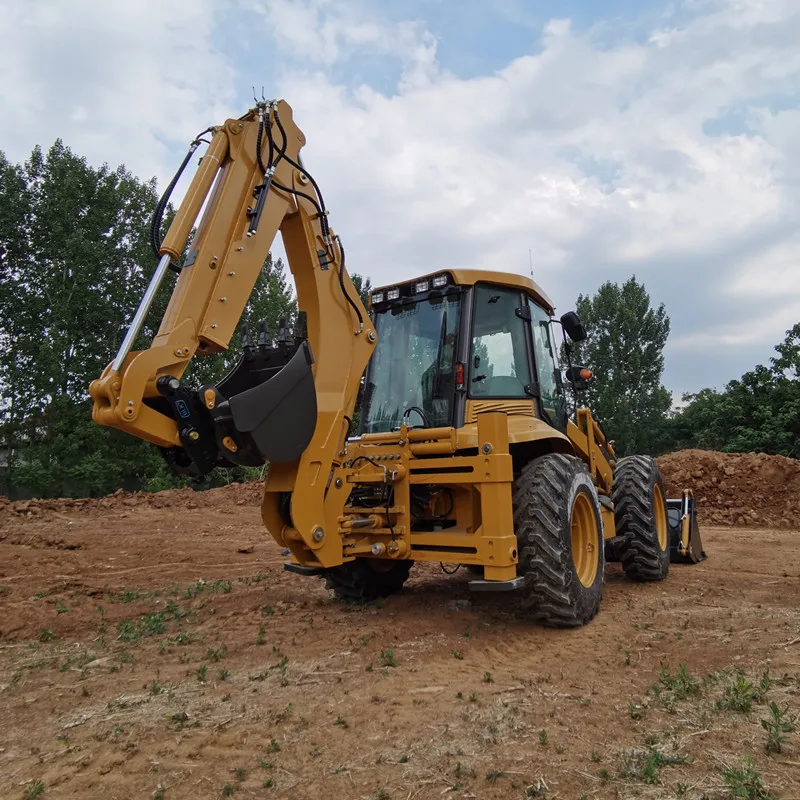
[154,315,317,477]
[666,490,706,564]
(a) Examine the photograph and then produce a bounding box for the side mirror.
[560,311,587,343]
[565,365,592,391]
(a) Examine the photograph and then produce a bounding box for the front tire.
[323,558,413,602]
[612,455,669,581]
[513,454,604,627]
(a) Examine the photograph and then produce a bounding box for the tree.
[660,323,800,457]
[350,273,372,308]
[0,140,298,498]
[571,276,672,456]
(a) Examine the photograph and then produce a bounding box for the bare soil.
[1,453,799,799]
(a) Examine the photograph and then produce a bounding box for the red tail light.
[456,362,465,390]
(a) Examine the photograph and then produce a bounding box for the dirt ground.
[2,470,800,799]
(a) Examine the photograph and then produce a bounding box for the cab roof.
[374,269,555,315]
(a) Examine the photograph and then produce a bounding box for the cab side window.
[470,286,531,397]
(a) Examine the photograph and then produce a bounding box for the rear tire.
[612,455,669,581]
[513,454,604,627]
[324,558,413,602]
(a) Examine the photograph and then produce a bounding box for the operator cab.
[361,271,570,435]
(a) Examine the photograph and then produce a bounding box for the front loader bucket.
[666,491,706,564]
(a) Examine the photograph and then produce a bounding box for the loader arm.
[89,101,375,561]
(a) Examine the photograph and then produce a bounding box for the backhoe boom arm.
[90,101,375,560]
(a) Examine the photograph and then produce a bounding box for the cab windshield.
[361,295,461,433]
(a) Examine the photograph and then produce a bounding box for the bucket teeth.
[276,317,292,346]
[241,325,255,360]
[257,320,272,350]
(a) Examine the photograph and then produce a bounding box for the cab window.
[470,286,531,397]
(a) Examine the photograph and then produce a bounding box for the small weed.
[620,747,688,786]
[483,671,494,684]
[365,663,373,672]
[380,648,397,667]
[256,626,266,646]
[219,668,229,681]
[24,781,45,799]
[261,604,275,617]
[624,650,631,666]
[185,579,232,599]
[650,663,701,709]
[149,679,162,696]
[334,716,349,728]
[460,629,471,638]
[369,791,390,800]
[259,759,273,770]
[526,779,548,797]
[721,755,774,799]
[154,786,166,799]
[274,704,293,722]
[54,600,68,614]
[263,778,275,788]
[452,650,464,660]
[719,673,756,713]
[206,645,227,662]
[399,754,409,763]
[222,785,234,797]
[756,669,773,701]
[143,613,166,635]
[469,692,478,702]
[628,700,644,720]
[197,664,208,682]
[39,627,54,642]
[599,768,610,783]
[234,767,247,782]
[169,711,189,729]
[486,770,508,784]
[538,729,549,746]
[761,701,796,754]
[268,738,281,753]
[591,752,601,762]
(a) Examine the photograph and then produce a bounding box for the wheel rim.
[653,483,667,551]
[570,492,599,588]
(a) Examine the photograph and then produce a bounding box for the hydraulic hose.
[149,129,212,261]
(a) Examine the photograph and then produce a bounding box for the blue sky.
[2,0,799,399]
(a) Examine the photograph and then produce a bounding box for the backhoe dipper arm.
[90,102,375,562]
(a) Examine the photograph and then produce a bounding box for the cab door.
[528,301,568,432]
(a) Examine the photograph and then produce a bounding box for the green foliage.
[717,672,757,713]
[619,747,687,785]
[761,701,796,754]
[659,323,800,458]
[570,276,671,455]
[721,755,774,799]
[0,141,295,499]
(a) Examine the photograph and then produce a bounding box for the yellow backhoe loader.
[89,100,704,627]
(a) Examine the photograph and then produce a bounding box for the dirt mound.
[3,450,798,529]
[658,449,800,529]
[0,480,263,524]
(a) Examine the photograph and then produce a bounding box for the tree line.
[570,277,800,459]
[0,142,797,499]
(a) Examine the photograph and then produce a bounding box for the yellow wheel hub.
[653,484,667,551]
[571,492,599,588]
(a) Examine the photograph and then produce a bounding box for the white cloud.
[0,0,237,181]
[1,0,798,393]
